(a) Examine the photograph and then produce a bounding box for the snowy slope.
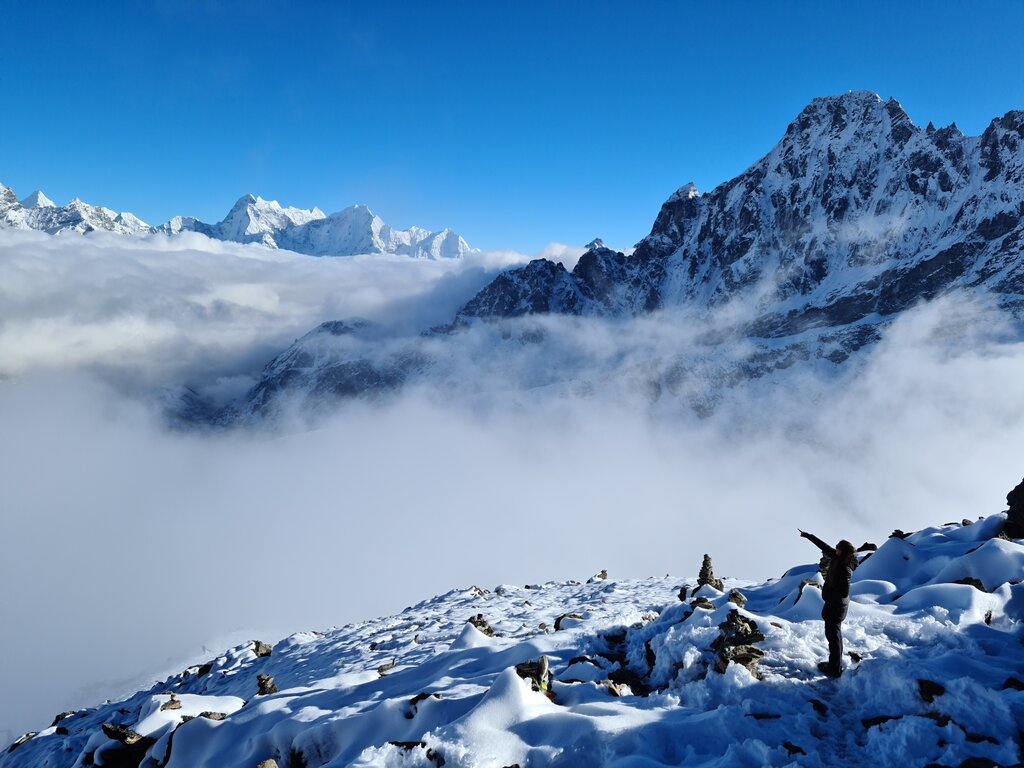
[4,506,1023,767]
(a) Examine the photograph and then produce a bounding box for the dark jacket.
[804,532,853,605]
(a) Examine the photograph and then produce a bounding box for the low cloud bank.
[1,231,1022,739]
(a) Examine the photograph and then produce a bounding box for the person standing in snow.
[798,530,857,678]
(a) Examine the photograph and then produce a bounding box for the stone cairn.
[697,554,724,592]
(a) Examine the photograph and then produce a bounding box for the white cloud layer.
[1,230,1022,740]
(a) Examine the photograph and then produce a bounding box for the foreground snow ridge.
[4,515,1023,767]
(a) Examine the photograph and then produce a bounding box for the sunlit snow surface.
[3,515,1022,767]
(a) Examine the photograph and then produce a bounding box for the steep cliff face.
[228,92,1024,420]
[457,92,1024,335]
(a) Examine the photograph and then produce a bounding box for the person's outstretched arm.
[798,529,833,556]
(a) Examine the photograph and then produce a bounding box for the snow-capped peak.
[20,190,55,208]
[667,183,700,202]
[585,238,606,250]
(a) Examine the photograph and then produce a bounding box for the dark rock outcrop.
[1004,477,1024,538]
[257,674,279,695]
[711,610,766,678]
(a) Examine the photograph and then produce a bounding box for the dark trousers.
[821,600,848,672]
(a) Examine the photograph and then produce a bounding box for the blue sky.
[1,1,1023,252]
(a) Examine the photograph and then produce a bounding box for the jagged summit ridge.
[228,92,1024,420]
[0,183,475,259]
[455,90,1024,329]
[156,193,473,258]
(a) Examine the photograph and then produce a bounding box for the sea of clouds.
[2,228,1023,740]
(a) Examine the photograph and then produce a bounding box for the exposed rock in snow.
[0,184,153,235]
[2,511,1022,767]
[225,92,1024,422]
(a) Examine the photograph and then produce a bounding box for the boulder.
[711,610,766,678]
[468,613,495,636]
[257,673,279,695]
[554,613,583,631]
[253,640,273,657]
[1004,477,1024,538]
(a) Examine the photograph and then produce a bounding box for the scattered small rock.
[606,682,631,697]
[953,577,987,592]
[697,554,724,591]
[746,712,780,720]
[253,640,273,657]
[195,662,213,678]
[848,651,863,663]
[406,692,442,719]
[727,588,747,608]
[890,529,912,539]
[810,699,828,716]
[50,711,75,727]
[964,732,999,745]
[1001,676,1024,691]
[857,542,878,552]
[918,678,946,703]
[783,741,806,756]
[6,733,36,753]
[257,673,279,695]
[862,714,901,729]
[922,711,952,727]
[468,585,487,597]
[984,610,992,625]
[160,693,182,711]
[468,614,495,636]
[256,761,279,768]
[377,658,398,677]
[55,726,69,736]
[199,711,227,720]
[554,613,583,631]
[690,596,714,610]
[101,724,149,747]
[677,584,691,601]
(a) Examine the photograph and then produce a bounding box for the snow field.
[2,515,1022,767]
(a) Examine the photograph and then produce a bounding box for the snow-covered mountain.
[0,184,474,258]
[456,91,1024,327]
[161,195,473,259]
[0,184,154,235]
[4,480,1023,767]
[225,92,1024,421]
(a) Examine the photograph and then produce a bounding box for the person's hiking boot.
[817,661,842,678]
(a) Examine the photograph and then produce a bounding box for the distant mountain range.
[223,91,1024,422]
[0,185,474,259]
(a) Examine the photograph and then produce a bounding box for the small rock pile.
[711,610,766,678]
